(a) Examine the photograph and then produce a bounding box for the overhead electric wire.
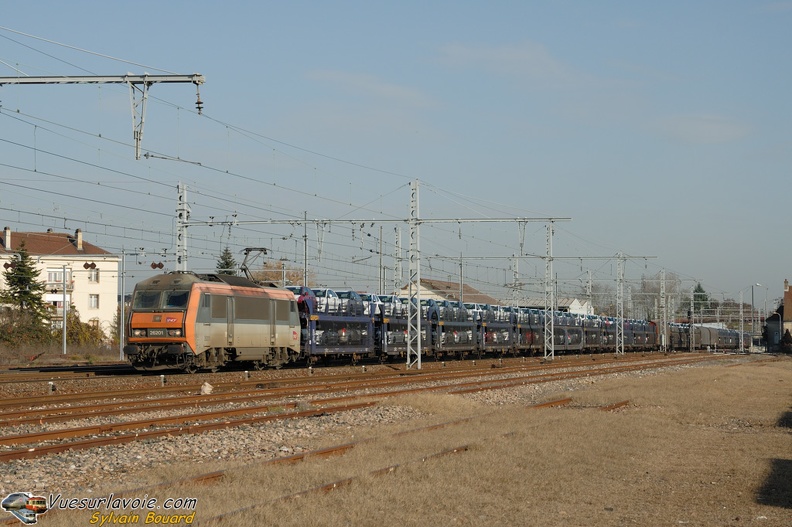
[0,25,704,301]
[0,26,178,74]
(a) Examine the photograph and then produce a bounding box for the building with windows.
[0,227,120,339]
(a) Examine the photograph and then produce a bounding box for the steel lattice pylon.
[406,180,422,369]
[616,253,625,354]
[544,223,555,360]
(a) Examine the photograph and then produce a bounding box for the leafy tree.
[637,271,683,320]
[0,243,52,343]
[251,260,312,287]
[216,247,237,275]
[588,282,615,317]
[0,308,53,345]
[108,305,123,346]
[62,306,107,346]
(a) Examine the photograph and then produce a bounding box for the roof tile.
[0,229,111,256]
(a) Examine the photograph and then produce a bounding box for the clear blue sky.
[1,1,789,312]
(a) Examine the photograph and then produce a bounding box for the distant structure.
[397,277,592,316]
[0,227,120,339]
[521,297,594,316]
[398,278,501,306]
[771,279,790,352]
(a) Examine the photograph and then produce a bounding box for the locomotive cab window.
[165,290,190,308]
[133,291,161,309]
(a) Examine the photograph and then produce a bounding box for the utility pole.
[407,180,422,369]
[545,223,555,360]
[690,286,695,353]
[394,227,402,295]
[176,182,190,271]
[379,225,384,295]
[303,212,308,287]
[616,253,624,354]
[120,251,125,361]
[660,269,667,352]
[0,73,205,159]
[119,247,147,360]
[62,264,67,355]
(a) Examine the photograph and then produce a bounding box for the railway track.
[0,363,135,383]
[0,352,730,462]
[0,352,689,418]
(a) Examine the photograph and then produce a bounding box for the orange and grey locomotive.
[124,271,300,372]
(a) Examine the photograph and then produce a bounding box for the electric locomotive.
[124,271,300,372]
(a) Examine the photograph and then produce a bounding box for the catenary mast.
[0,73,205,159]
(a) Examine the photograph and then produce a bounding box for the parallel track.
[0,352,732,462]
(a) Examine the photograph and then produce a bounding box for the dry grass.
[37,356,792,526]
[0,343,120,367]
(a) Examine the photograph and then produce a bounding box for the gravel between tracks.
[1,357,669,494]
[1,353,790,526]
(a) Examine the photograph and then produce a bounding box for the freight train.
[123,271,746,373]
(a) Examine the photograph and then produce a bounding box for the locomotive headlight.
[132,329,145,337]
[167,329,183,337]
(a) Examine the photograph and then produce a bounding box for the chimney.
[3,226,10,250]
[785,279,789,292]
[75,229,83,251]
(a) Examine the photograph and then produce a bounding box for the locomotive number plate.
[147,329,166,337]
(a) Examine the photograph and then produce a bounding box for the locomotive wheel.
[252,360,266,371]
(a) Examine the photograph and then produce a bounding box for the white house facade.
[0,227,120,339]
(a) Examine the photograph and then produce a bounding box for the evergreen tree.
[693,283,709,315]
[0,242,53,343]
[0,242,50,322]
[216,247,237,275]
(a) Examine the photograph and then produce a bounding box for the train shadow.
[10,363,138,376]
[755,412,792,509]
[756,458,792,509]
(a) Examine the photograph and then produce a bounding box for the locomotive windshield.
[132,289,190,310]
[132,290,161,309]
[165,290,190,308]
